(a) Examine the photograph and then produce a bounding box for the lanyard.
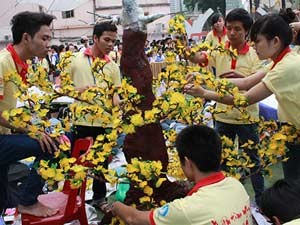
[87,56,96,85]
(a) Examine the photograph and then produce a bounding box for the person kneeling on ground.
[102,125,253,225]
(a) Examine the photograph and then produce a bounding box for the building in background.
[0,0,172,48]
[170,0,186,13]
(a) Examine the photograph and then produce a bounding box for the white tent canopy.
[16,0,89,11]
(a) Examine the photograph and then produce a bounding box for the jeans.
[282,143,300,180]
[0,134,52,211]
[215,121,265,204]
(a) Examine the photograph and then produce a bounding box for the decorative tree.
[3,3,300,225]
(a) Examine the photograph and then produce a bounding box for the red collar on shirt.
[83,47,110,63]
[270,46,291,70]
[225,41,250,55]
[225,41,250,69]
[187,171,226,196]
[6,44,28,84]
[213,27,227,43]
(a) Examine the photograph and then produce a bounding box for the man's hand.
[219,70,245,78]
[34,131,58,154]
[77,85,93,93]
[184,83,205,97]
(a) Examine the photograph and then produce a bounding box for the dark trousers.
[72,126,107,201]
[283,143,300,181]
[0,134,52,211]
[215,121,265,204]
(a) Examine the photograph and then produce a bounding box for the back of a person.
[263,51,300,129]
[189,177,252,225]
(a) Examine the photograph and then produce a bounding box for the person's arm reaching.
[184,81,272,106]
[109,201,151,225]
[219,70,267,90]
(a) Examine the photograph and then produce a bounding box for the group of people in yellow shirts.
[0,6,300,225]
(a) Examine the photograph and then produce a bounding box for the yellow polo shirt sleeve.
[262,52,300,128]
[151,200,190,225]
[205,31,214,45]
[0,49,19,134]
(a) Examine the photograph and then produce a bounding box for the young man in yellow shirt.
[189,8,265,204]
[0,11,59,217]
[102,125,253,225]
[69,21,121,210]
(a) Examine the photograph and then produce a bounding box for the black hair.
[260,179,300,223]
[211,13,224,27]
[279,8,298,24]
[11,11,55,45]
[80,38,88,44]
[51,45,59,53]
[175,125,222,172]
[250,14,292,48]
[58,44,65,53]
[225,8,253,32]
[93,21,117,38]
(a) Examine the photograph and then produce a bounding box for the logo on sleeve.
[158,204,169,217]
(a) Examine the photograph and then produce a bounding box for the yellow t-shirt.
[263,51,300,129]
[70,51,121,127]
[209,44,263,124]
[205,30,228,48]
[0,48,19,134]
[150,176,252,225]
[108,50,121,65]
[284,218,300,225]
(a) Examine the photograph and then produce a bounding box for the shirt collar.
[271,46,291,70]
[6,43,28,84]
[83,47,110,63]
[225,41,250,55]
[213,27,227,37]
[187,172,225,196]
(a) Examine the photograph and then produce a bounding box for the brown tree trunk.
[100,29,188,225]
[120,29,169,169]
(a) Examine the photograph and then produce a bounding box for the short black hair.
[11,11,55,45]
[175,125,222,172]
[225,8,253,32]
[211,13,224,26]
[93,21,117,38]
[260,179,300,223]
[250,14,292,48]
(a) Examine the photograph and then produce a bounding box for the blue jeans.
[215,121,265,204]
[282,143,300,181]
[0,134,52,211]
